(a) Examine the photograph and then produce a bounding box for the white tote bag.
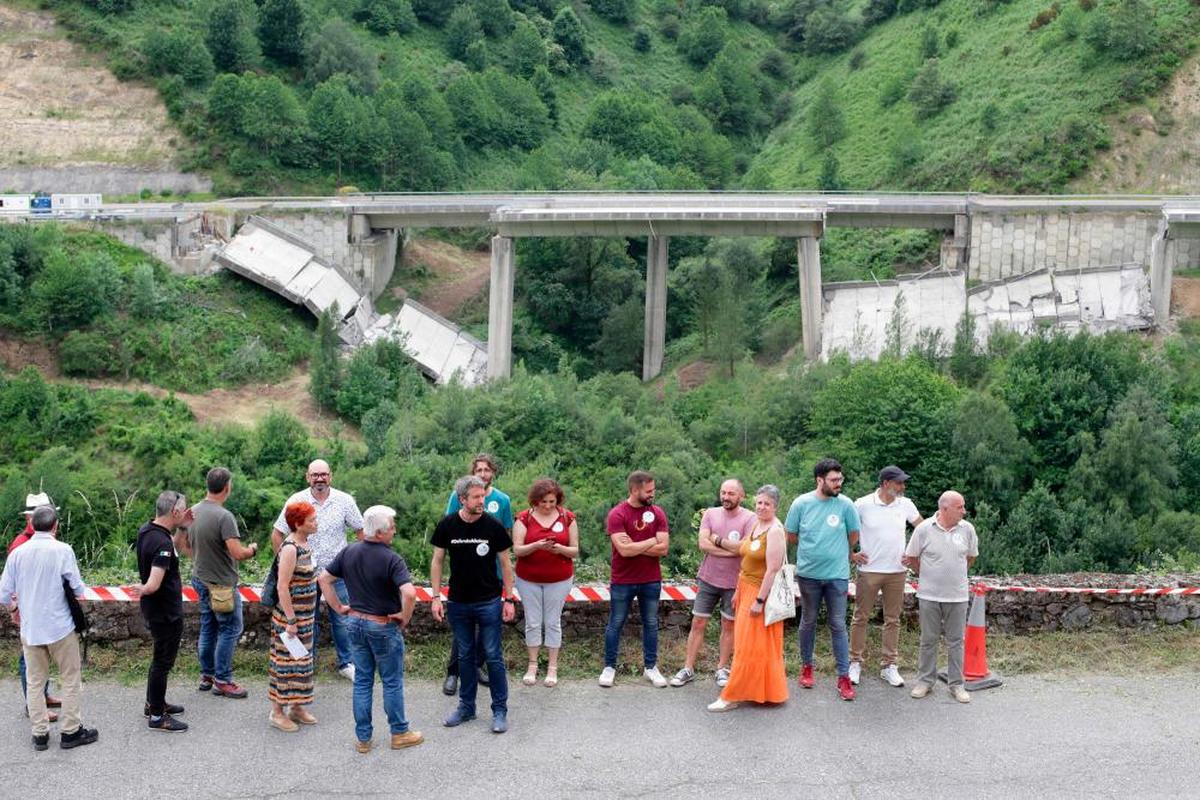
[763,534,797,626]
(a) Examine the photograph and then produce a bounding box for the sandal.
[522,664,538,686]
[290,707,318,725]
[543,669,558,688]
[269,712,299,732]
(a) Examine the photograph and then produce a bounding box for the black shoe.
[198,676,213,692]
[442,674,458,696]
[60,727,99,749]
[477,666,490,687]
[148,714,188,732]
[144,702,185,717]
[32,733,49,751]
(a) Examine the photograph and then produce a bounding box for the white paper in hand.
[280,631,309,659]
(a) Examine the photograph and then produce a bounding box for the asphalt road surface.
[0,672,1195,799]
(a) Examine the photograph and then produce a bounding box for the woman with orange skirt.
[706,484,789,711]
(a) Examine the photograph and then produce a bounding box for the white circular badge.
[552,521,564,533]
[727,531,741,542]
[750,540,762,552]
[487,500,500,514]
[641,510,655,524]
[476,542,490,557]
[826,514,841,527]
[952,533,964,548]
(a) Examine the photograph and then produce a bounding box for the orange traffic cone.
[962,589,1003,691]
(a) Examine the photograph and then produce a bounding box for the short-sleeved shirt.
[514,508,575,584]
[445,486,514,530]
[784,491,861,581]
[854,491,921,574]
[273,487,364,572]
[905,517,978,603]
[697,506,756,590]
[325,540,413,617]
[606,501,669,585]
[188,500,241,586]
[431,512,513,603]
[136,521,182,624]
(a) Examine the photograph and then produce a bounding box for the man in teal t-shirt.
[784,458,863,702]
[441,454,513,696]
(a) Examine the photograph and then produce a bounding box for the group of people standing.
[0,451,979,752]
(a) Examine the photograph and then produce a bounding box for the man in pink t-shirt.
[598,470,670,689]
[670,479,755,689]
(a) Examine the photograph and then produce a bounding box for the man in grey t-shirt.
[180,467,258,699]
[904,490,978,704]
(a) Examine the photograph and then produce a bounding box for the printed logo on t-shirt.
[641,510,655,525]
[826,514,840,527]
[157,550,171,558]
[727,530,741,542]
[487,500,500,514]
[476,542,490,557]
[552,521,564,533]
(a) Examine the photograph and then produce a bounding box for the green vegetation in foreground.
[2,625,1196,684]
[29,0,1198,195]
[0,224,313,391]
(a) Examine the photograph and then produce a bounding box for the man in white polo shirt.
[848,466,922,688]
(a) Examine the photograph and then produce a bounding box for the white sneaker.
[847,662,861,685]
[951,686,971,704]
[598,667,616,688]
[707,697,740,712]
[669,667,695,687]
[644,666,668,688]
[715,667,730,688]
[880,664,905,687]
[338,664,356,681]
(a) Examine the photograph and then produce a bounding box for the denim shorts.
[692,578,735,620]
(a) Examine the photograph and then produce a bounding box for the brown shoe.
[355,739,372,754]
[290,707,318,725]
[269,712,299,733]
[391,730,424,750]
[45,696,62,709]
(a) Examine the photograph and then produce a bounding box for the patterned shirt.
[273,487,364,573]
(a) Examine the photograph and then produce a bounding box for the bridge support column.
[487,235,515,381]
[643,234,668,381]
[1149,219,1172,327]
[798,235,823,360]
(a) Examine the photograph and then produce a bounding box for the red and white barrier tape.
[81,582,1199,603]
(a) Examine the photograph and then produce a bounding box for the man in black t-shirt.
[319,505,421,754]
[133,490,194,733]
[431,475,515,734]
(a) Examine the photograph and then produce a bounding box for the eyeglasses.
[309,472,331,478]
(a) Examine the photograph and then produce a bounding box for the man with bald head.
[273,459,365,680]
[671,479,755,688]
[904,491,978,704]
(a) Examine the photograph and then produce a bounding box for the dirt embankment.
[391,238,491,319]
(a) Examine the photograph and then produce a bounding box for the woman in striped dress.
[268,501,318,732]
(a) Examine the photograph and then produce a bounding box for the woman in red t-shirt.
[512,477,579,688]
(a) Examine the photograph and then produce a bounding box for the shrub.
[143,29,215,86]
[907,59,956,118]
[633,25,653,52]
[677,6,727,66]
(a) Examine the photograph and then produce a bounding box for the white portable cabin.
[0,195,33,213]
[50,193,103,213]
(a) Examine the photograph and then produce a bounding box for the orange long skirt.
[719,577,789,704]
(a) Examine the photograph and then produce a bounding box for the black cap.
[878,466,911,483]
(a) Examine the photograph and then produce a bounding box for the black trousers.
[146,617,183,715]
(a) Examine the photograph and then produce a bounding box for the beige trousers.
[849,571,908,667]
[24,632,82,736]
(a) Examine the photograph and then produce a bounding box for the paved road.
[0,673,1195,798]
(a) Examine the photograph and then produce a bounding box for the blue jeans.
[191,577,244,683]
[313,578,352,670]
[347,616,409,742]
[446,599,508,715]
[797,577,850,676]
[603,581,661,669]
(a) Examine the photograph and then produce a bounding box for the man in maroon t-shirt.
[9,493,63,716]
[599,471,670,689]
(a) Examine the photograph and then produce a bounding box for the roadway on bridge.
[0,674,1193,798]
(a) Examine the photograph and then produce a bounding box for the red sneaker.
[837,675,856,701]
[799,664,814,689]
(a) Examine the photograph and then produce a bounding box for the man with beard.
[785,458,863,702]
[272,459,364,680]
[670,479,754,689]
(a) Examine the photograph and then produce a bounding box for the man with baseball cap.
[849,466,922,688]
[9,493,63,719]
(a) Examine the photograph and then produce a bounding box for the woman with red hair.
[268,501,318,732]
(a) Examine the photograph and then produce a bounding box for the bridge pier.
[798,235,823,360]
[487,235,515,380]
[643,234,669,381]
[1149,219,1172,326]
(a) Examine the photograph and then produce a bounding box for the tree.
[591,0,636,23]
[695,46,760,135]
[412,0,453,25]
[553,6,590,66]
[309,306,343,411]
[948,311,985,384]
[818,151,843,190]
[354,0,418,34]
[919,24,939,59]
[207,0,262,73]
[143,29,215,86]
[950,391,1031,511]
[863,0,897,25]
[805,79,845,148]
[305,19,380,94]
[633,25,653,51]
[470,0,515,37]
[507,18,547,77]
[677,6,727,66]
[258,0,308,66]
[446,4,485,61]
[907,59,956,119]
[30,251,120,333]
[308,77,368,182]
[803,6,857,54]
[1084,0,1159,61]
[241,75,306,157]
[530,65,558,122]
